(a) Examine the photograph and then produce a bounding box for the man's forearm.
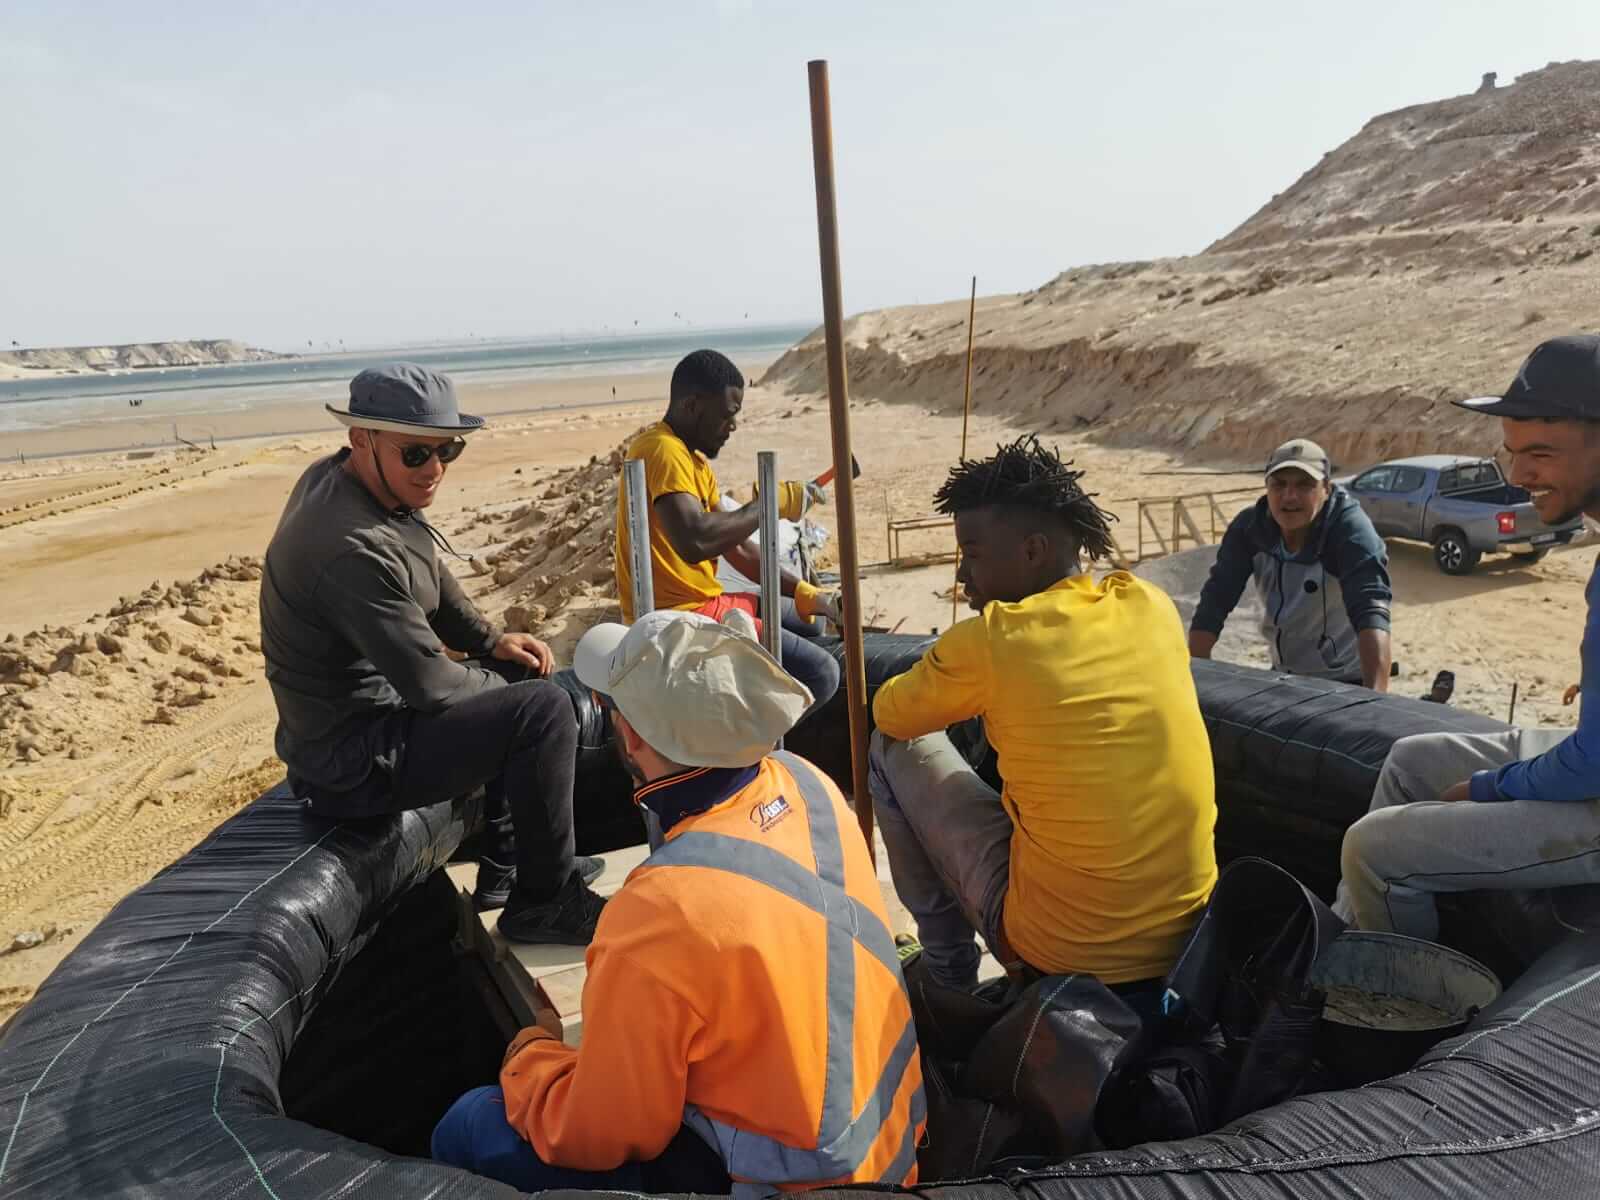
[1357,627,1391,693]
[724,538,803,595]
[677,504,761,562]
[1188,629,1218,659]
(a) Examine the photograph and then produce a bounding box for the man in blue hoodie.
[1340,335,1600,939]
[1190,439,1393,691]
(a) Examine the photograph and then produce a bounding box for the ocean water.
[0,324,811,433]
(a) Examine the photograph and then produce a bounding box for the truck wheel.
[1511,549,1548,565]
[1432,528,1481,575]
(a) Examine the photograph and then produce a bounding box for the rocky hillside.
[0,340,284,373]
[763,60,1600,471]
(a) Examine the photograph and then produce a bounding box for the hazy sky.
[2,1,1592,351]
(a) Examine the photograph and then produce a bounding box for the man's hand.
[794,581,844,625]
[1565,683,1581,706]
[492,632,555,677]
[810,590,843,624]
[755,479,824,521]
[501,1013,562,1066]
[1438,779,1472,804]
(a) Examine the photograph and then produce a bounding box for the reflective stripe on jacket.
[499,751,925,1194]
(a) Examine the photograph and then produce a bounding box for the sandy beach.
[0,359,1593,1023]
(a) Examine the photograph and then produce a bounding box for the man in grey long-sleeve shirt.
[261,363,605,945]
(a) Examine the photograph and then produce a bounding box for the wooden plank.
[1139,504,1170,556]
[1176,498,1208,549]
[1104,531,1133,571]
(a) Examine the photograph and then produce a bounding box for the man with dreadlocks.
[869,435,1218,1013]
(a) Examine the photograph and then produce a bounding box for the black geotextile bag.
[1098,856,1345,1144]
[905,959,1147,1180]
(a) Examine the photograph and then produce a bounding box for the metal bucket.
[1309,931,1502,1086]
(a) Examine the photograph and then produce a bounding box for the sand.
[0,366,1592,1025]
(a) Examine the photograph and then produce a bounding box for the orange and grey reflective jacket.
[499,751,926,1194]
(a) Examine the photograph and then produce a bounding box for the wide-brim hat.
[1454,334,1600,421]
[574,610,812,769]
[326,362,486,435]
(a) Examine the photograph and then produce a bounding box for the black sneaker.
[474,855,604,912]
[497,872,608,945]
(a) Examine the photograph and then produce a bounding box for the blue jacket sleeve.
[1191,512,1255,636]
[1476,566,1600,803]
[1326,496,1392,633]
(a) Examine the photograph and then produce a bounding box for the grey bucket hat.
[326,363,486,436]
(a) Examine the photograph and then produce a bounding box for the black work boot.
[475,855,604,912]
[497,871,608,945]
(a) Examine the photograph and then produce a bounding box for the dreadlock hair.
[670,349,745,405]
[934,434,1119,563]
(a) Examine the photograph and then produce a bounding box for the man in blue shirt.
[1340,335,1600,938]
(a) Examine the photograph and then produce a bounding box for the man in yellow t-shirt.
[613,349,840,709]
[870,435,1217,1019]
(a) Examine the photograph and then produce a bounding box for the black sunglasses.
[387,437,466,468]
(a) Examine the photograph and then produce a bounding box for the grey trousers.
[1337,728,1600,940]
[868,729,1014,989]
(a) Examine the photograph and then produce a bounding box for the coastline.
[0,368,674,462]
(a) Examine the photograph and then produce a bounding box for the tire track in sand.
[0,685,279,920]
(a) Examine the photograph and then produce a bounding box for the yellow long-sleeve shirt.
[873,572,1217,984]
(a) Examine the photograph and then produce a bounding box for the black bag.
[1106,856,1345,1138]
[906,958,1146,1179]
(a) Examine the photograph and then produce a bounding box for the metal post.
[623,458,655,619]
[808,59,874,855]
[756,451,783,664]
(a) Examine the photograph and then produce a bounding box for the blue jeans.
[433,1086,729,1193]
[780,628,840,716]
[781,596,822,638]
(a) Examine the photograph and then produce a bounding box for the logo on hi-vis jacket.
[750,794,792,833]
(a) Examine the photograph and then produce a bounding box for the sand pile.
[0,557,265,766]
[0,556,280,1022]
[459,441,630,653]
[1130,547,1270,671]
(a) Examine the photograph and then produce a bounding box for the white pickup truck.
[1340,455,1583,575]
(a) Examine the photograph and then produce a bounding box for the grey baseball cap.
[326,363,486,435]
[1454,335,1600,421]
[1265,438,1331,482]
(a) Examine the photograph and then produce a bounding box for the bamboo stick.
[951,275,977,625]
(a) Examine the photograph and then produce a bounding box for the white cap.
[573,610,813,769]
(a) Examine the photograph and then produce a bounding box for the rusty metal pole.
[951,274,977,625]
[807,59,874,855]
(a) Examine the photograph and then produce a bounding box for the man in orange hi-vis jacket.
[432,609,926,1195]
